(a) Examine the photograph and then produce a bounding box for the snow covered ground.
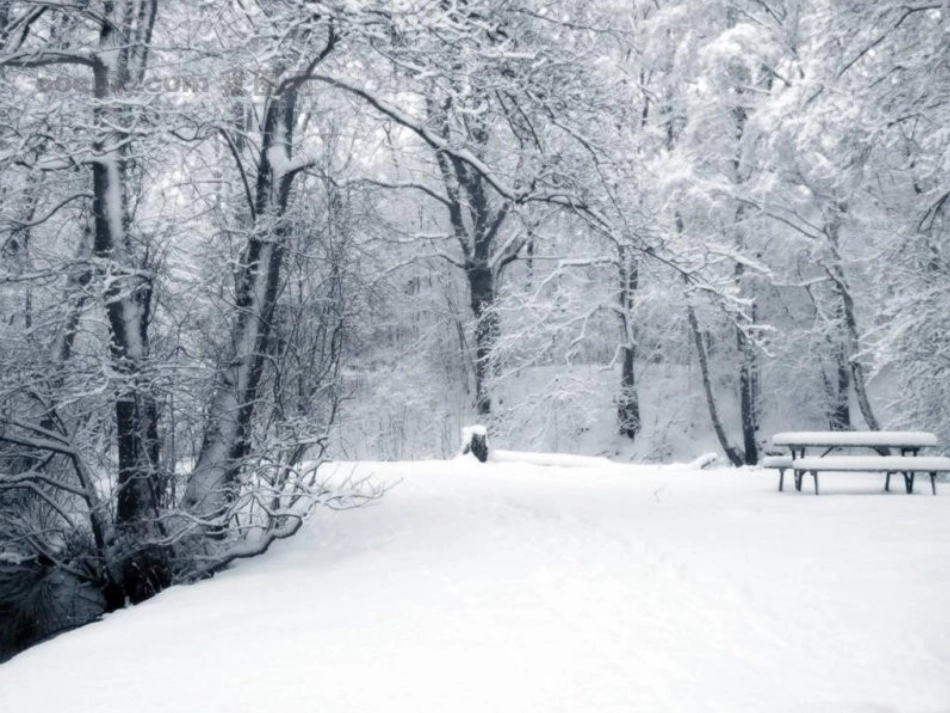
[2,457,949,713]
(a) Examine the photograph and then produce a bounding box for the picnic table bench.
[765,431,949,495]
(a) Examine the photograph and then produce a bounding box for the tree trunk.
[618,345,640,439]
[688,304,744,467]
[468,263,498,417]
[840,280,881,431]
[738,336,757,462]
[428,92,512,420]
[91,155,161,525]
[736,306,758,464]
[733,212,759,464]
[825,211,880,431]
[90,7,163,530]
[183,89,298,521]
[181,22,341,524]
[829,315,852,430]
[617,246,640,440]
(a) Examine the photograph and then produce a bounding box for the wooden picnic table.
[767,431,946,495]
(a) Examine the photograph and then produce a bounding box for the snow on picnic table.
[772,430,939,448]
[2,457,950,713]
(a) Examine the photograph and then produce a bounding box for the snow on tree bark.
[88,2,163,534]
[182,89,299,521]
[617,246,640,441]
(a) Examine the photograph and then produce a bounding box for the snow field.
[1,458,948,713]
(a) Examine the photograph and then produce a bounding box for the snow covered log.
[686,452,718,470]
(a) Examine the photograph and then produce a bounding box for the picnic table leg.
[931,472,937,495]
[812,469,819,495]
[794,470,803,492]
[778,468,785,492]
[903,472,914,494]
[885,472,891,492]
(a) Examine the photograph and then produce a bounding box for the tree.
[301,0,618,418]
[181,4,340,523]
[0,0,372,653]
[1,0,170,602]
[819,1,950,439]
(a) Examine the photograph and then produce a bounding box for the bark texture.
[617,246,641,440]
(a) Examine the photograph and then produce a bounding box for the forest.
[0,0,948,657]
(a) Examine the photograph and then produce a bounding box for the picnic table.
[765,431,948,495]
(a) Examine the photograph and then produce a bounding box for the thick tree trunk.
[831,357,852,430]
[90,22,163,529]
[428,92,512,420]
[468,264,498,417]
[92,158,161,525]
[829,319,852,430]
[183,236,286,519]
[81,0,169,603]
[618,345,640,439]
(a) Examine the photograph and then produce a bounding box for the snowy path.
[2,459,949,712]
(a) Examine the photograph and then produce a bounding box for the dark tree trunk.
[727,37,760,465]
[90,23,163,530]
[181,24,339,523]
[733,225,759,465]
[688,304,744,468]
[428,90,513,420]
[825,210,880,431]
[737,317,758,464]
[829,331,852,430]
[841,279,881,431]
[86,0,169,601]
[468,264,498,416]
[617,247,640,440]
[92,164,161,525]
[183,86,301,521]
[618,345,640,439]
